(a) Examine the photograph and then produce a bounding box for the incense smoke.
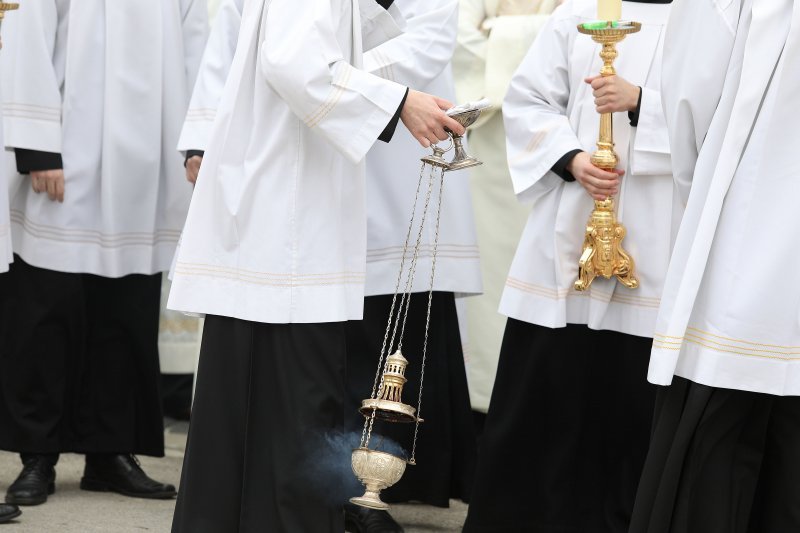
[298,430,408,507]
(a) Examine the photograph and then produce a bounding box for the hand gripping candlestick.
[573,21,640,292]
[351,102,490,511]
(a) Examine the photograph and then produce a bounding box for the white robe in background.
[501,0,678,337]
[454,0,557,412]
[650,0,800,396]
[0,0,208,277]
[179,0,481,298]
[168,0,409,324]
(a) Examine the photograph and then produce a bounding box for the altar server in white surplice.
[630,1,800,531]
[0,0,207,505]
[176,1,480,531]
[463,1,679,532]
[167,0,467,531]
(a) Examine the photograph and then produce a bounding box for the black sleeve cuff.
[15,149,63,174]
[628,87,643,127]
[551,149,583,182]
[185,150,205,167]
[378,87,409,144]
[376,0,394,8]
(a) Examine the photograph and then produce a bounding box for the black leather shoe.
[80,454,176,500]
[6,454,57,506]
[345,503,404,533]
[0,503,21,524]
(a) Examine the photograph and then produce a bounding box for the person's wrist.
[629,86,642,112]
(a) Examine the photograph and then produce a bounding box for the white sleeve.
[363,0,457,89]
[1,0,66,153]
[502,11,582,199]
[178,0,242,152]
[358,0,407,52]
[260,0,408,164]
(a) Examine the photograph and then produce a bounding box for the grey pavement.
[0,420,467,532]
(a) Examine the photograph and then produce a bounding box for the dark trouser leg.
[0,256,84,453]
[78,273,164,456]
[172,315,346,533]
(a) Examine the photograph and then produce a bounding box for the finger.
[587,166,621,181]
[587,179,619,194]
[594,96,611,107]
[590,76,610,90]
[443,116,466,136]
[433,126,450,142]
[30,176,40,193]
[581,174,616,191]
[46,177,57,201]
[584,75,600,85]
[434,96,454,111]
[593,85,612,98]
[417,136,431,148]
[56,176,65,203]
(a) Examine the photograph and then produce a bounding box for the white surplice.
[500,0,679,338]
[360,0,481,296]
[168,0,409,324]
[453,0,558,412]
[0,0,208,277]
[650,0,800,396]
[179,0,480,298]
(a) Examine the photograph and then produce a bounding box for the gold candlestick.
[0,2,19,34]
[574,22,640,292]
[0,3,19,19]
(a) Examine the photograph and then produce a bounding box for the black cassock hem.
[172,316,346,533]
[630,376,800,533]
[463,320,656,533]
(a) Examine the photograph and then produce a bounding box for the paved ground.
[0,421,467,532]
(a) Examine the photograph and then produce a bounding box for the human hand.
[30,169,65,203]
[186,155,203,185]
[400,90,466,148]
[584,75,640,114]
[566,152,624,201]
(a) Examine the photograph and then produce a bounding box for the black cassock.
[173,292,476,533]
[463,319,656,533]
[630,377,800,533]
[171,316,346,533]
[0,256,165,457]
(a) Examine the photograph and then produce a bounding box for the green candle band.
[582,20,620,29]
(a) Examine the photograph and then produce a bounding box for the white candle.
[598,0,621,21]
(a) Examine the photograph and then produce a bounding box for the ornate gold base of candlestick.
[574,21,641,292]
[574,198,638,291]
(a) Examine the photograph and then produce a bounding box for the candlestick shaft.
[574,27,639,292]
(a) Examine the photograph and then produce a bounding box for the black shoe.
[6,454,57,506]
[345,503,404,533]
[80,454,176,500]
[0,504,21,524]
